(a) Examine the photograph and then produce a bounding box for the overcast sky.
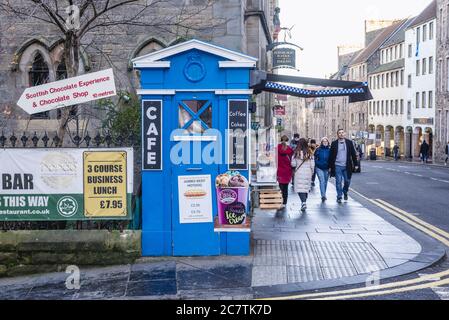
[278,0,434,78]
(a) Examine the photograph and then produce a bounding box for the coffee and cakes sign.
[0,149,133,221]
[228,100,249,171]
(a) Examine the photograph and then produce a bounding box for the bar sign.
[143,100,162,170]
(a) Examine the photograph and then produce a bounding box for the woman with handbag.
[277,135,294,209]
[291,138,315,212]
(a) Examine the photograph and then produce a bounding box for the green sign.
[0,149,133,221]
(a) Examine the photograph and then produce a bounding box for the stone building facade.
[348,20,405,149]
[436,0,449,163]
[310,97,326,141]
[307,47,360,144]
[0,0,278,137]
[405,2,437,161]
[367,18,413,158]
[283,95,309,140]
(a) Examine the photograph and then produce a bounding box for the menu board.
[178,175,213,224]
[228,100,249,170]
[83,151,127,217]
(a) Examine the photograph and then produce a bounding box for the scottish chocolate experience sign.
[17,69,116,114]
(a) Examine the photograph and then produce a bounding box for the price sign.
[83,151,128,217]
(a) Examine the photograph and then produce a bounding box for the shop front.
[133,40,257,256]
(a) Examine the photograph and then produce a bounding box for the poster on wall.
[0,148,133,221]
[142,100,162,170]
[228,100,249,170]
[83,151,128,217]
[178,175,213,224]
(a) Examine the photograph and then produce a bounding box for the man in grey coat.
[329,129,358,204]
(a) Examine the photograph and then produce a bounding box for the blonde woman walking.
[291,138,315,212]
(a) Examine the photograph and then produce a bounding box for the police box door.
[171,92,221,256]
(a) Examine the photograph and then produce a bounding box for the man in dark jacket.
[290,133,300,151]
[329,129,358,203]
[393,143,400,161]
[420,140,430,164]
[445,141,449,166]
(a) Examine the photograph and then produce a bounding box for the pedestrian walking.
[290,133,300,150]
[291,138,315,212]
[329,129,358,204]
[277,135,294,209]
[290,133,300,190]
[314,137,331,202]
[356,144,364,161]
[393,143,400,161]
[420,140,430,164]
[309,139,318,188]
[445,141,449,166]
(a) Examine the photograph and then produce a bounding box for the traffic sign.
[17,69,116,115]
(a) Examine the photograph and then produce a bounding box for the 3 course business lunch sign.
[0,148,133,221]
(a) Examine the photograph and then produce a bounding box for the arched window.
[56,59,67,80]
[29,52,49,86]
[29,52,50,119]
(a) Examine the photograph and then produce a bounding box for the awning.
[250,71,373,103]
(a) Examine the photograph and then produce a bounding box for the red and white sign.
[274,105,286,116]
[17,69,116,115]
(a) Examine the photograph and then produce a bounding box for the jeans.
[394,153,399,161]
[298,193,308,203]
[421,154,429,163]
[335,165,350,200]
[316,168,329,198]
[279,183,289,205]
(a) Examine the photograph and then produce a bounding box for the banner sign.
[178,175,213,224]
[228,100,249,170]
[273,48,296,69]
[0,148,133,221]
[17,69,116,115]
[142,100,162,170]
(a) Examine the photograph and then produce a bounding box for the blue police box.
[133,39,257,256]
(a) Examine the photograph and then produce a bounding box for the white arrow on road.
[17,68,116,115]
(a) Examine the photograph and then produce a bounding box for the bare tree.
[0,0,222,145]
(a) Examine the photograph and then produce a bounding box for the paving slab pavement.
[0,185,445,300]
